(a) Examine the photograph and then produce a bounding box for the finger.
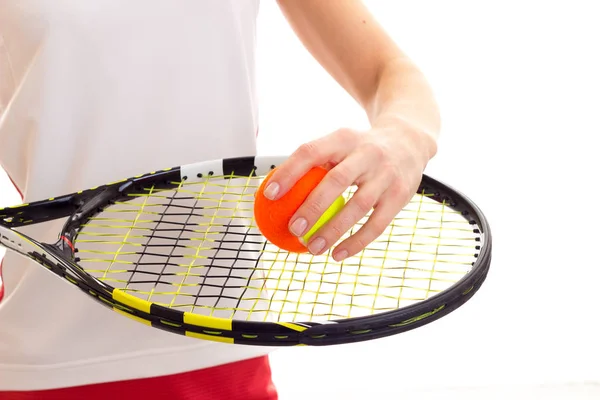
[332,184,411,261]
[303,177,389,256]
[262,130,357,200]
[287,153,366,249]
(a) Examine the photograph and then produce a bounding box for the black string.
[76,182,481,320]
[127,184,197,298]
[119,186,180,291]
[188,176,261,318]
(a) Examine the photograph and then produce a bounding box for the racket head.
[0,156,492,346]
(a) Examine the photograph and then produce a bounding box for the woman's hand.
[262,118,437,261]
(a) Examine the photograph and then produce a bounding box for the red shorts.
[0,356,278,400]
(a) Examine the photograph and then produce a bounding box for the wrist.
[373,113,438,163]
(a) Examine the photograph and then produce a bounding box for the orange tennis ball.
[254,167,342,253]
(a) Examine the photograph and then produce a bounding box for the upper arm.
[276,0,404,109]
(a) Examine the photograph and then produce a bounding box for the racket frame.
[0,156,492,346]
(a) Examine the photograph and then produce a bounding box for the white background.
[2,1,599,398]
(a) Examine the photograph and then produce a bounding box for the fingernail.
[308,237,326,254]
[333,250,348,261]
[264,182,279,200]
[290,218,307,236]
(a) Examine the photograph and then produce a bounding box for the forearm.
[277,0,440,159]
[367,57,441,159]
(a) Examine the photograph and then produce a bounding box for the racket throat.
[52,235,76,258]
[63,184,129,232]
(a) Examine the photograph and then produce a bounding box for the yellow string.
[74,175,481,322]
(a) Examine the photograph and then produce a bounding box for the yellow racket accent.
[277,322,309,332]
[388,305,446,328]
[8,203,29,208]
[183,313,232,331]
[113,289,151,314]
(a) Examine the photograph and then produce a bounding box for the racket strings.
[142,180,201,305]
[73,174,481,322]
[187,174,265,319]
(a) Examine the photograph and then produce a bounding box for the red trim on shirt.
[0,356,278,400]
[6,173,24,200]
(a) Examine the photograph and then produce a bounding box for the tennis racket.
[0,156,491,346]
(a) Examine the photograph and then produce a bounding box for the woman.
[0,1,440,398]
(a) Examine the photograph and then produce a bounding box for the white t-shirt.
[0,0,273,391]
